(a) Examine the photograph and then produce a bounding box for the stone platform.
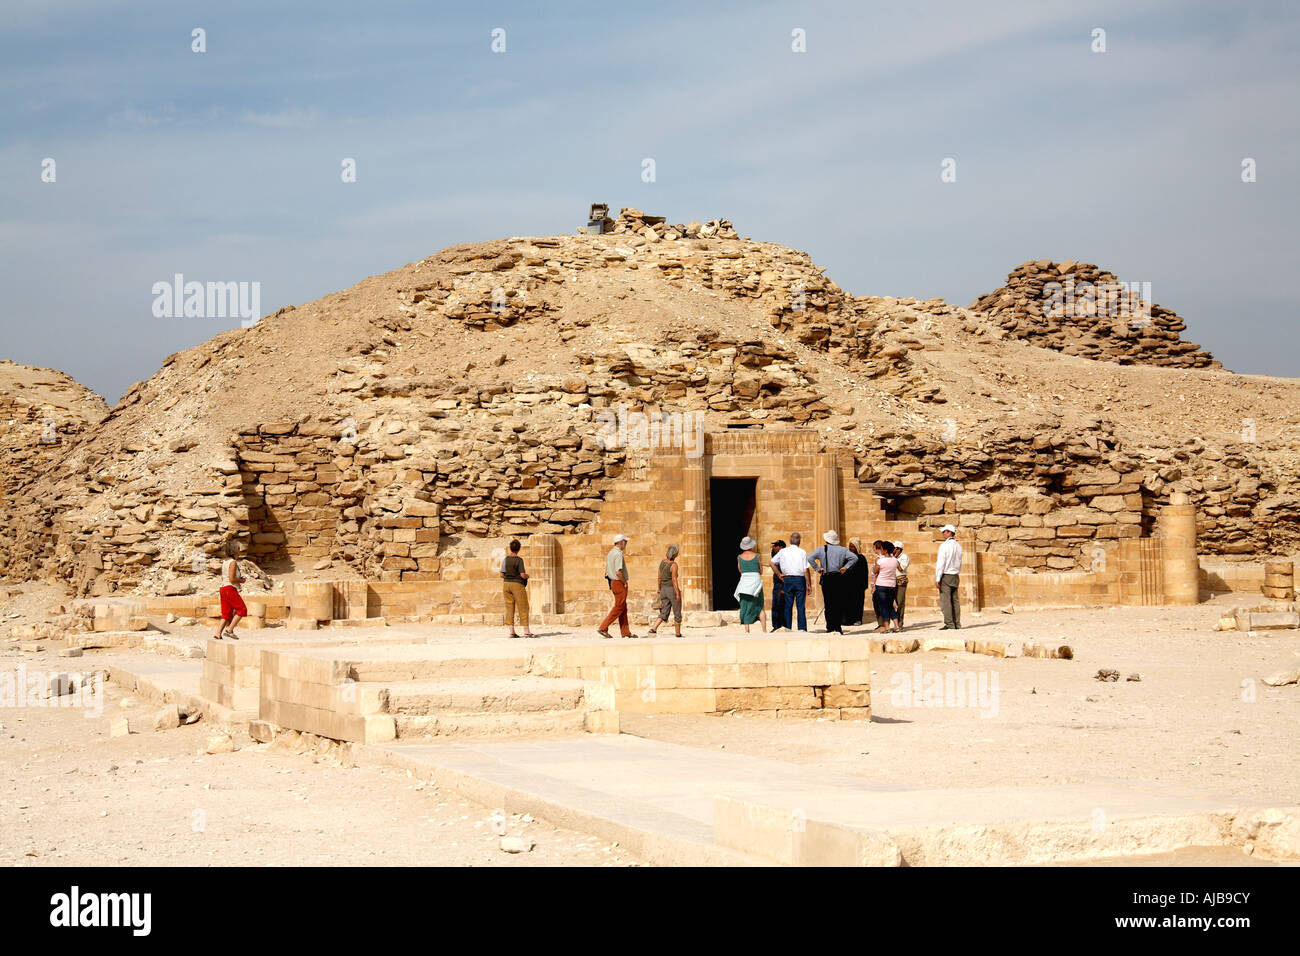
[204,632,874,744]
[355,734,1300,867]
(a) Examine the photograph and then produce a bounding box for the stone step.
[381,676,590,715]
[394,708,589,739]
[342,654,533,682]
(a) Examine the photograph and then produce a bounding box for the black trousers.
[819,573,844,633]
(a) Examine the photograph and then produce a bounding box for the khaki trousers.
[503,581,530,627]
[939,574,960,628]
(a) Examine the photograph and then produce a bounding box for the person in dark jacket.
[842,537,870,626]
[768,540,787,631]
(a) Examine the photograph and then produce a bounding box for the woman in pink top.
[870,540,901,633]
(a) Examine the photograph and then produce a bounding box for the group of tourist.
[220,521,962,641]
[497,525,964,638]
[766,531,910,634]
[583,525,962,639]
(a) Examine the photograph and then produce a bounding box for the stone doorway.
[709,477,757,610]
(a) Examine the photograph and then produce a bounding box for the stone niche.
[235,424,361,567]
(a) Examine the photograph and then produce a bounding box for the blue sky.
[2,0,1297,401]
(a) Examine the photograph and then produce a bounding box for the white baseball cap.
[613,533,629,544]
[893,541,904,550]
[940,524,957,534]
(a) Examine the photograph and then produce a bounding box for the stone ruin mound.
[969,260,1219,369]
[0,361,110,581]
[1,221,1298,598]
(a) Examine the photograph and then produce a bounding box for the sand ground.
[2,582,1297,866]
[625,599,1300,806]
[0,585,640,867]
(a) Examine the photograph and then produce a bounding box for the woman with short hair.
[214,540,248,641]
[649,544,683,637]
[500,539,534,638]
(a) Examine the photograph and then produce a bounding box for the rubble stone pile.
[609,208,739,241]
[969,260,1219,369]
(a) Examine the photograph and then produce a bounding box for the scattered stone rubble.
[608,208,739,241]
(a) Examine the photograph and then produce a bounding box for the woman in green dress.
[734,536,766,632]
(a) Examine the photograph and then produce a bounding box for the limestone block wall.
[235,424,358,564]
[1202,558,1300,597]
[105,415,1231,620]
[542,636,871,719]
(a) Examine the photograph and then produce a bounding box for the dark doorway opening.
[709,477,757,611]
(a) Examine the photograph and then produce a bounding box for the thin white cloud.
[108,105,177,128]
[240,108,320,129]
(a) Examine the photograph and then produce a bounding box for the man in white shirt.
[892,541,910,629]
[770,532,813,631]
[935,524,963,629]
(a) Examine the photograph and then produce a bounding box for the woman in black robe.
[842,538,870,626]
[769,540,787,631]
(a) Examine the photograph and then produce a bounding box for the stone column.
[1159,492,1199,605]
[1262,560,1294,602]
[813,454,841,542]
[812,454,841,613]
[288,580,334,623]
[1117,538,1164,607]
[333,580,369,621]
[960,537,982,612]
[529,533,561,617]
[681,455,711,611]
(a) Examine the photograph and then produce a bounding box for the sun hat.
[823,530,840,545]
[739,536,757,551]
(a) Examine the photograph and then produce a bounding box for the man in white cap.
[770,532,812,631]
[598,533,635,639]
[892,541,910,629]
[935,525,963,629]
[809,530,858,634]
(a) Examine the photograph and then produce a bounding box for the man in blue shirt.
[809,530,858,634]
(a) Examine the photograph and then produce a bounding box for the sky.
[2,0,1297,402]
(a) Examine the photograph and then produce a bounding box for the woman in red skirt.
[215,541,247,640]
